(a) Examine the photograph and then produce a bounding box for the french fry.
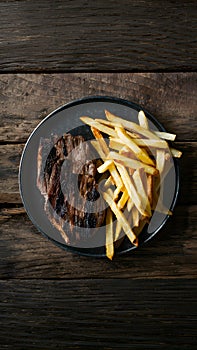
[103,190,138,246]
[110,137,168,150]
[147,174,153,208]
[105,109,160,140]
[91,140,123,188]
[106,207,114,260]
[127,197,133,212]
[154,131,176,141]
[108,163,123,188]
[116,163,149,217]
[138,110,149,129]
[132,205,140,227]
[115,126,155,166]
[91,140,106,159]
[170,147,182,158]
[109,138,124,151]
[117,190,129,209]
[97,160,113,173]
[156,149,166,174]
[80,116,117,137]
[104,176,114,187]
[133,169,151,216]
[105,110,176,141]
[113,185,124,201]
[108,151,158,175]
[91,126,109,155]
[114,219,122,242]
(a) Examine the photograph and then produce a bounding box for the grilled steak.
[37,133,106,244]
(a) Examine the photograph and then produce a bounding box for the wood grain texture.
[0,279,196,349]
[0,0,196,72]
[0,205,196,279]
[0,73,196,142]
[0,141,196,204]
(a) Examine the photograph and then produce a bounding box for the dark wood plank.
[0,279,196,349]
[0,205,196,279]
[0,142,195,204]
[0,0,196,72]
[0,73,196,142]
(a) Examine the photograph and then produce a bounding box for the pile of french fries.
[80,110,182,259]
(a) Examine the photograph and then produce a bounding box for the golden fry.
[116,163,149,217]
[115,126,155,166]
[156,149,165,174]
[170,148,182,158]
[80,116,116,137]
[117,190,129,210]
[91,126,109,155]
[103,190,138,246]
[138,110,149,129]
[97,160,113,173]
[114,219,122,242]
[133,169,151,217]
[127,197,133,212]
[108,151,157,175]
[132,205,140,227]
[106,207,114,260]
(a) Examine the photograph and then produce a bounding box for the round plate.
[19,96,179,257]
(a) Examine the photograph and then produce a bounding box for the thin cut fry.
[147,174,153,208]
[110,137,168,150]
[154,131,176,141]
[115,219,122,242]
[80,116,116,137]
[117,190,129,209]
[127,197,133,212]
[95,118,140,139]
[170,148,182,158]
[97,160,113,173]
[116,163,149,217]
[106,207,114,260]
[133,169,151,216]
[105,110,176,141]
[113,185,124,201]
[115,126,155,166]
[91,140,123,188]
[138,110,149,129]
[91,127,109,155]
[108,151,158,175]
[104,176,114,187]
[105,110,161,140]
[132,206,140,227]
[156,149,165,174]
[103,190,138,246]
[108,163,123,188]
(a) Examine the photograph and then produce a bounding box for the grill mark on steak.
[37,133,106,244]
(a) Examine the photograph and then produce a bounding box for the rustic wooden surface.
[0,73,196,349]
[0,0,197,72]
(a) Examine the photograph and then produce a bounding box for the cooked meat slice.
[37,132,106,244]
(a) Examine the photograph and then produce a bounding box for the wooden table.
[0,2,196,349]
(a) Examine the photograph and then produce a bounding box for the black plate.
[19,96,179,257]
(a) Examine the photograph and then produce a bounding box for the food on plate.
[81,109,182,259]
[37,108,182,260]
[37,133,106,244]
